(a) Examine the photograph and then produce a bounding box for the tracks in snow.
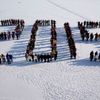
[56,27,70,61]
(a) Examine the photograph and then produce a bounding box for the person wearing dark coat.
[90,51,94,61]
[85,32,89,41]
[12,32,15,40]
[6,53,11,64]
[9,54,13,62]
[94,33,98,41]
[81,33,85,41]
[90,33,94,41]
[94,51,98,61]
[6,53,13,64]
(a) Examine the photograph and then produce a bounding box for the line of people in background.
[0,21,25,40]
[0,19,25,26]
[90,51,100,61]
[36,20,56,27]
[78,21,100,28]
[78,23,100,41]
[64,22,77,59]
[36,20,50,26]
[0,53,13,64]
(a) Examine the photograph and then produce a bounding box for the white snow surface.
[0,0,100,100]
[0,0,100,26]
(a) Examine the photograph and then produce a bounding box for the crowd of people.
[50,20,58,61]
[78,23,100,41]
[0,19,25,64]
[78,21,100,28]
[64,22,77,59]
[0,53,13,64]
[90,51,100,61]
[25,20,38,62]
[0,31,21,40]
[25,20,58,62]
[0,21,25,41]
[36,20,56,26]
[1,19,100,64]
[0,31,15,40]
[26,53,54,62]
[36,20,50,26]
[0,19,25,26]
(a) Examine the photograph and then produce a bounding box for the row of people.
[50,21,58,61]
[78,24,87,41]
[64,22,77,59]
[36,20,56,27]
[0,53,13,64]
[0,19,25,26]
[78,21,100,28]
[90,51,100,61]
[0,31,20,40]
[25,21,38,60]
[36,20,50,26]
[25,53,57,62]
[78,24,100,41]
[81,32,100,41]
[0,23,24,40]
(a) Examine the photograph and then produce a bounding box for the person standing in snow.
[90,51,94,61]
[25,53,28,61]
[6,53,11,64]
[90,33,94,41]
[6,53,13,64]
[7,31,11,40]
[34,54,38,62]
[85,31,89,41]
[9,54,13,63]
[94,51,98,61]
[12,32,15,40]
[1,54,6,63]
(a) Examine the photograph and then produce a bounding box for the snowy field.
[0,0,100,100]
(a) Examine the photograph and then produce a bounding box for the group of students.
[64,22,77,59]
[25,20,58,62]
[78,21,100,28]
[90,51,100,61]
[0,31,15,40]
[81,31,100,41]
[0,53,13,64]
[36,20,50,26]
[25,53,54,62]
[0,31,20,40]
[25,20,38,61]
[0,23,24,40]
[78,22,100,41]
[0,19,25,26]
[50,21,58,61]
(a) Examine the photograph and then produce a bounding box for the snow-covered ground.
[0,0,100,100]
[0,0,100,26]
